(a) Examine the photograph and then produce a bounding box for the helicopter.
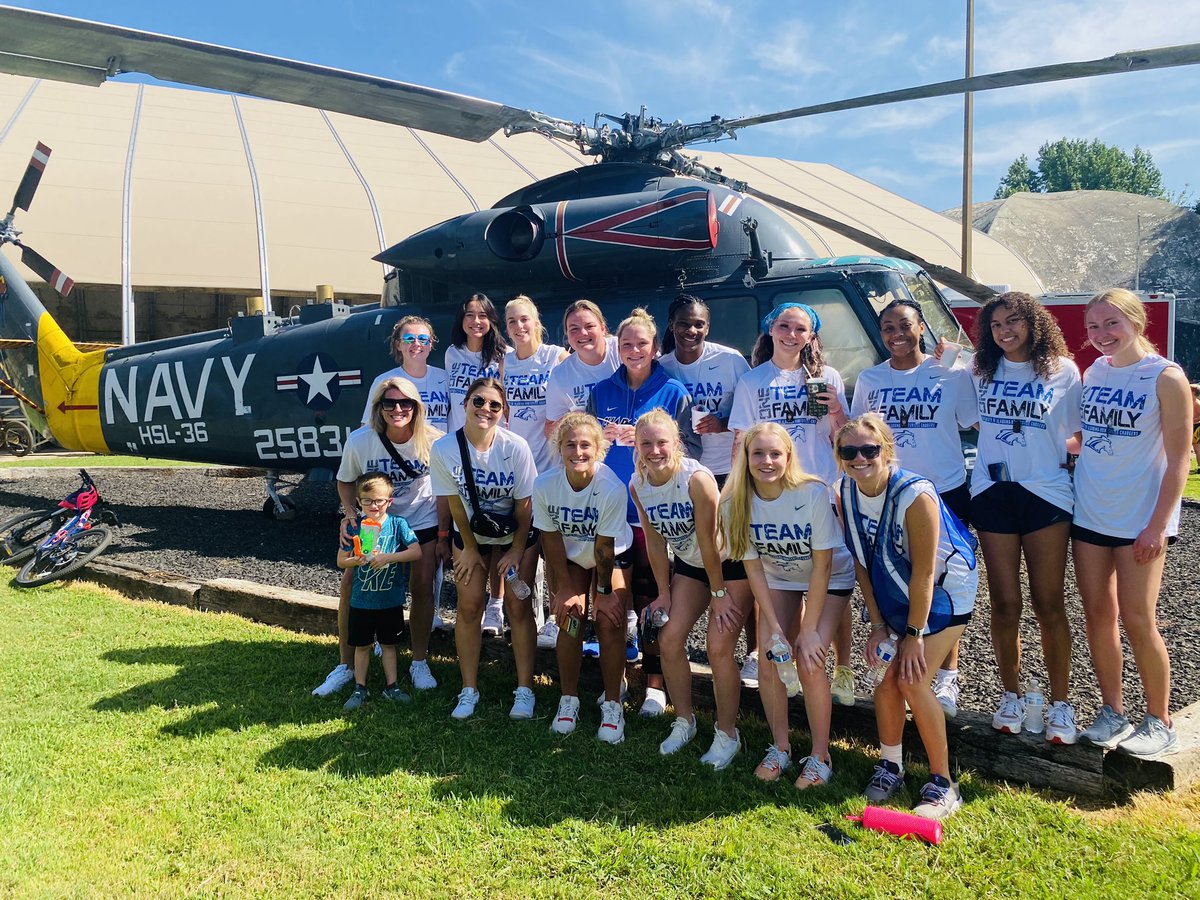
[1,6,1198,517]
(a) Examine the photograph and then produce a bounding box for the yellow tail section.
[37,311,109,453]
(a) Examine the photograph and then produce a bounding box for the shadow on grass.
[94,638,967,828]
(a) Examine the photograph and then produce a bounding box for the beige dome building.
[0,73,1042,344]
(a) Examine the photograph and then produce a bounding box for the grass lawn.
[1,583,1197,898]
[0,454,206,468]
[1186,472,1200,501]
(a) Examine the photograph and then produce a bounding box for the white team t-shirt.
[336,426,437,531]
[851,358,977,492]
[445,346,503,433]
[970,356,1082,513]
[729,361,847,485]
[660,342,750,476]
[632,457,720,569]
[544,336,620,421]
[726,480,855,591]
[504,343,566,472]
[360,365,450,432]
[1074,354,1181,538]
[429,427,537,546]
[533,463,633,569]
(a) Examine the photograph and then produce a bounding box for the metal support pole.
[960,0,975,280]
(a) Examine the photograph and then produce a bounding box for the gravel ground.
[2,466,1198,724]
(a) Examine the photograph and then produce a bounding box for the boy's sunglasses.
[837,444,883,461]
[380,398,416,411]
[471,396,504,413]
[399,333,433,345]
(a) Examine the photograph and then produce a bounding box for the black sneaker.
[863,759,905,803]
[381,683,411,703]
[343,684,369,710]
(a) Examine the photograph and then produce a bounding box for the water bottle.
[766,634,802,698]
[1023,678,1045,735]
[505,566,531,601]
[869,632,900,686]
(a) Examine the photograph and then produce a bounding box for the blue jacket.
[587,361,700,523]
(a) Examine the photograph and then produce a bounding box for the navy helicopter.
[1,7,1198,516]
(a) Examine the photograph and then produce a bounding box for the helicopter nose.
[375,219,458,271]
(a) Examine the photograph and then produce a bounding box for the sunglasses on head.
[399,333,432,345]
[380,398,416,411]
[837,444,883,461]
[471,396,504,413]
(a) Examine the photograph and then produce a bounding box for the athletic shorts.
[1071,524,1178,548]
[623,526,657,598]
[713,472,728,491]
[412,526,439,545]
[348,603,405,647]
[452,527,539,551]
[672,556,748,585]
[939,481,972,528]
[971,482,1071,535]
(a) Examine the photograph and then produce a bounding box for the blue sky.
[8,0,1200,212]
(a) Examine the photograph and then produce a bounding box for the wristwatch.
[711,587,727,599]
[905,624,923,638]
[596,585,612,595]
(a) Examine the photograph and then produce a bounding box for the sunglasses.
[837,444,883,461]
[399,333,433,345]
[470,396,504,413]
[380,398,416,411]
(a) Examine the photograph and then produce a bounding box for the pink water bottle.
[847,805,944,844]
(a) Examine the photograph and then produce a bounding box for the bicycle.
[0,470,118,581]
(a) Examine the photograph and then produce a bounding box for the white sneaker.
[1080,704,1135,749]
[639,687,668,717]
[510,686,536,720]
[659,716,697,755]
[699,728,742,771]
[536,619,560,650]
[482,600,504,636]
[1045,700,1079,745]
[739,652,760,688]
[830,665,856,707]
[992,691,1024,734]
[1117,714,1178,759]
[597,679,629,706]
[409,659,437,691]
[450,687,480,720]
[551,695,581,735]
[597,699,626,744]
[312,663,354,697]
[431,613,446,632]
[933,673,960,720]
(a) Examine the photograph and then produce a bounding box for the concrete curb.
[68,558,1200,798]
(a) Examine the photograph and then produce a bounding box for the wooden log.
[1102,700,1200,794]
[83,559,202,608]
[194,577,338,636]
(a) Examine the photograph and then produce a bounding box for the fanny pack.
[456,428,516,539]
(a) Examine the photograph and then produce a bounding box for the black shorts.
[672,557,748,585]
[452,527,539,551]
[713,472,728,491]
[624,526,657,598]
[348,604,405,647]
[412,525,439,545]
[939,481,972,528]
[1071,524,1178,548]
[971,482,1071,535]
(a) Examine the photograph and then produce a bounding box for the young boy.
[337,472,422,710]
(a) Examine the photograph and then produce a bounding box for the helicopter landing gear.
[263,470,298,520]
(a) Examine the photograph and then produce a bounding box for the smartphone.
[987,461,1010,482]
[565,615,581,639]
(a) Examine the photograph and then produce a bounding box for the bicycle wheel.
[15,524,113,587]
[2,421,34,457]
[0,509,65,565]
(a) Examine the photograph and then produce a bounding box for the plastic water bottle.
[505,566,531,601]
[766,634,802,698]
[869,633,900,686]
[1023,678,1045,734]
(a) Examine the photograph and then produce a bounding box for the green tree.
[994,139,1167,199]
[994,154,1043,198]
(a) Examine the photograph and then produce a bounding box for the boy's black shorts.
[348,604,406,647]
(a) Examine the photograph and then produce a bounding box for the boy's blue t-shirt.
[349,514,417,610]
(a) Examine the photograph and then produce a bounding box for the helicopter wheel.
[262,496,298,521]
[2,422,34,457]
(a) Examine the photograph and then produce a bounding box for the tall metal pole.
[960,0,975,279]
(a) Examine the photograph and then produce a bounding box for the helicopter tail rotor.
[8,141,51,217]
[17,243,75,297]
[2,143,76,298]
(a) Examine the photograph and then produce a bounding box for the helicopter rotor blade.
[724,43,1200,131]
[8,141,51,217]
[17,243,75,297]
[0,6,553,143]
[742,185,996,303]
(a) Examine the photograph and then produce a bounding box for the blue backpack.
[841,469,977,635]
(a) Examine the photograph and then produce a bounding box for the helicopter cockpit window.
[704,296,760,360]
[770,287,876,395]
[851,270,972,348]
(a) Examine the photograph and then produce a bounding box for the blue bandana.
[761,302,821,335]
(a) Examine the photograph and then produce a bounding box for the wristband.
[870,622,887,631]
[595,585,612,595]
[437,530,451,539]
